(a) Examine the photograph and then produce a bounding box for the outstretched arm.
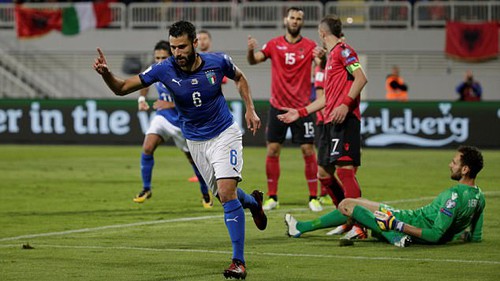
[233,66,261,135]
[93,48,144,96]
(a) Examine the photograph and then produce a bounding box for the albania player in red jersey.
[247,7,325,212]
[278,15,368,239]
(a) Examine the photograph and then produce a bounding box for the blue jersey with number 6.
[139,53,236,141]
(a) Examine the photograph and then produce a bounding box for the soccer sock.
[319,177,345,207]
[320,177,328,197]
[236,188,257,209]
[351,205,382,236]
[266,155,280,198]
[304,154,318,198]
[296,210,347,234]
[337,168,361,198]
[190,162,209,196]
[140,153,154,190]
[223,199,245,264]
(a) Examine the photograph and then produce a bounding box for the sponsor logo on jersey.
[205,70,217,85]
[171,78,182,86]
[346,57,357,64]
[276,45,287,50]
[440,207,453,217]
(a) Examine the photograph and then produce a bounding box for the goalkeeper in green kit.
[285,145,485,247]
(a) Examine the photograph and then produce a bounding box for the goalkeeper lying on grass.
[285,145,485,247]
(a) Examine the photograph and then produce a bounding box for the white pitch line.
[1,191,499,242]
[1,244,499,265]
[0,215,222,242]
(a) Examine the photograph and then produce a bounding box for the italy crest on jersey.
[205,70,217,85]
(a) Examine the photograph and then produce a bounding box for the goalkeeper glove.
[374,211,405,232]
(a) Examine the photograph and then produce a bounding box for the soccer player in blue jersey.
[134,40,213,209]
[94,20,266,279]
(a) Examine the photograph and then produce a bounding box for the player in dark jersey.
[94,20,266,280]
[133,40,212,208]
[279,15,368,239]
[285,145,486,247]
[247,7,324,212]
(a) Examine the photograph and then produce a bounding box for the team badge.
[341,49,351,58]
[445,199,456,209]
[205,70,216,85]
[191,78,198,85]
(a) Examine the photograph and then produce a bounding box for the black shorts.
[266,105,315,144]
[317,113,361,167]
[315,121,325,148]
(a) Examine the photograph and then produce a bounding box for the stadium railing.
[2,1,499,30]
[324,1,411,29]
[415,1,500,28]
[239,1,323,28]
[128,2,235,29]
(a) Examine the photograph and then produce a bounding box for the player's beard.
[175,46,196,68]
[287,24,302,38]
[450,168,462,181]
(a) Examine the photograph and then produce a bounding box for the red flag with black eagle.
[15,5,62,38]
[445,21,499,61]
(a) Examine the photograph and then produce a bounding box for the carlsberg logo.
[361,103,469,147]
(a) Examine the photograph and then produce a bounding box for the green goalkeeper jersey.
[392,184,485,244]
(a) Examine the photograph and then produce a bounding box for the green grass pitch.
[1,145,499,280]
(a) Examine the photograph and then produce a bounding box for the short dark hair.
[458,145,484,179]
[154,40,172,56]
[320,15,343,38]
[169,20,197,43]
[197,29,211,39]
[286,6,303,16]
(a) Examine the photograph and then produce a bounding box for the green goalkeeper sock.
[352,206,408,243]
[351,205,383,236]
[296,210,347,233]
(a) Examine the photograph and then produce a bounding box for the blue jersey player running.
[134,40,212,209]
[93,20,267,280]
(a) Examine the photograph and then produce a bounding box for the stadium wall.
[2,28,500,101]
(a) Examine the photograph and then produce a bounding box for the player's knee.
[300,144,315,156]
[338,198,356,216]
[266,143,281,157]
[143,145,155,155]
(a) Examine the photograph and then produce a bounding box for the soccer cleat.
[340,224,367,240]
[223,259,247,280]
[318,196,332,205]
[262,198,279,211]
[308,198,323,212]
[188,175,199,182]
[284,213,302,238]
[249,190,267,230]
[325,224,352,236]
[133,189,152,203]
[391,234,412,248]
[202,194,213,209]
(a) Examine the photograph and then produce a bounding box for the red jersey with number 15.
[261,36,317,109]
[324,42,361,123]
